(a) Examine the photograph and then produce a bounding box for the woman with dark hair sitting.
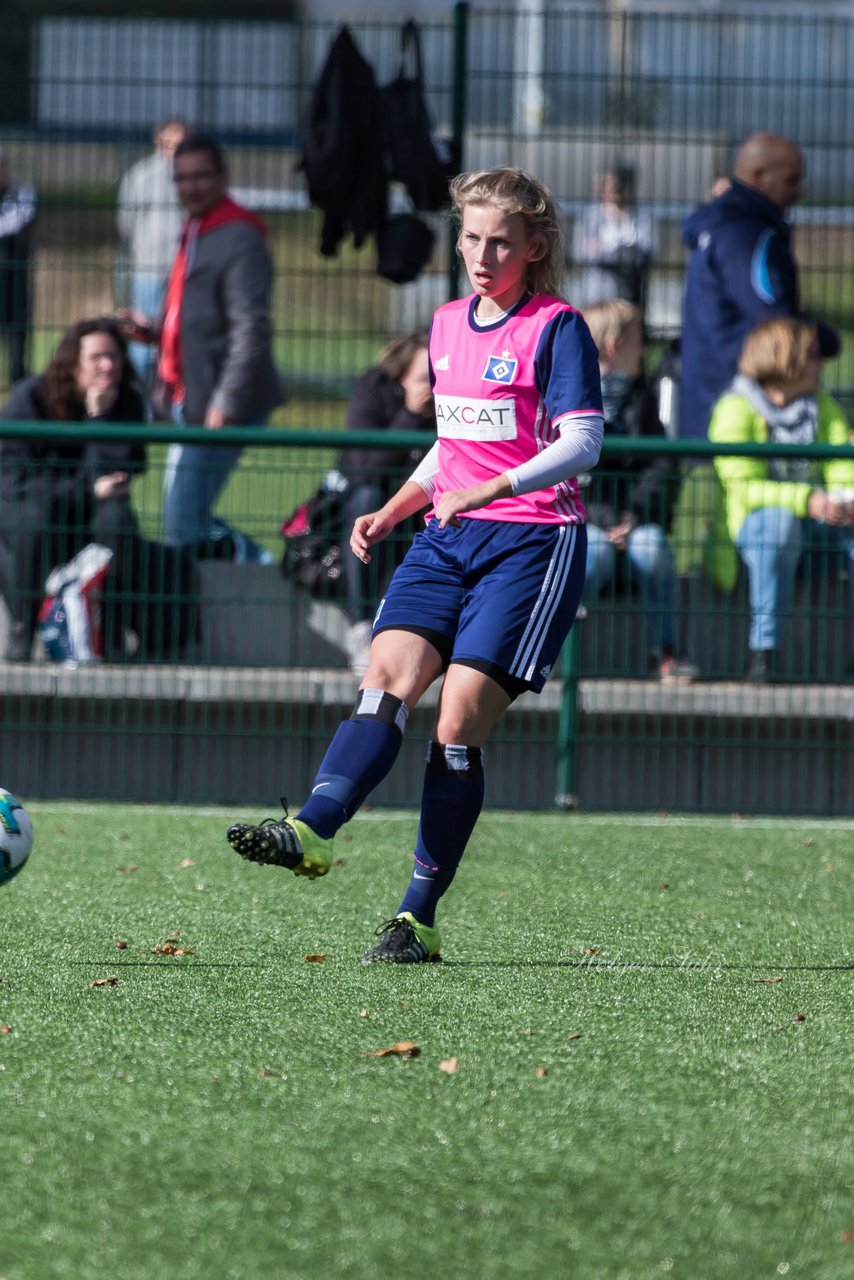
[340,330,435,674]
[0,316,185,661]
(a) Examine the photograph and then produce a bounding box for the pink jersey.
[428,292,603,524]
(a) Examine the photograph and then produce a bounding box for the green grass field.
[2,806,851,1280]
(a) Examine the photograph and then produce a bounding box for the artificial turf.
[1,806,851,1280]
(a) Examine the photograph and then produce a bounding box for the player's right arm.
[349,480,432,565]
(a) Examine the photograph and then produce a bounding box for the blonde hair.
[584,298,642,353]
[449,168,565,298]
[738,316,817,388]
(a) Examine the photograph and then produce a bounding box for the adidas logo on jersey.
[434,353,450,370]
[539,663,552,680]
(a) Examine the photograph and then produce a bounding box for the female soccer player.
[227,168,604,962]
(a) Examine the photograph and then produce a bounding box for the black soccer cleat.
[360,913,442,964]
[226,816,303,869]
[226,799,332,879]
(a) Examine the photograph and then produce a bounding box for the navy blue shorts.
[373,518,587,696]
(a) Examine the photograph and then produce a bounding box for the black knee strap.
[351,688,409,733]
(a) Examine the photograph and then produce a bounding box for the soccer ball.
[0,788,34,885]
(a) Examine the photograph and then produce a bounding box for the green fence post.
[448,1,470,302]
[555,615,582,810]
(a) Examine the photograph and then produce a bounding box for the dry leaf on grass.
[535,1066,548,1077]
[793,1013,806,1022]
[150,940,194,956]
[90,977,119,988]
[358,1009,368,1018]
[566,1033,583,1041]
[304,954,326,963]
[753,977,783,984]
[115,940,128,950]
[366,1041,420,1059]
[0,1024,12,1034]
[259,1068,283,1078]
[840,1230,854,1244]
[178,858,195,868]
[116,864,139,873]
[439,1057,459,1074]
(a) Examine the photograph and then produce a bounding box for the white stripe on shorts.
[509,524,577,683]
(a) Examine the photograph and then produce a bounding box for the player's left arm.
[507,308,605,493]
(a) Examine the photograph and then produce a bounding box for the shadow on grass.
[446,960,854,972]
[62,958,854,972]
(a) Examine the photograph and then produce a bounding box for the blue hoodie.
[679,179,837,440]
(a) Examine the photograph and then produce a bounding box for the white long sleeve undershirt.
[408,412,604,500]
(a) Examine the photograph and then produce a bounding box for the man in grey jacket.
[123,133,284,555]
[117,119,187,385]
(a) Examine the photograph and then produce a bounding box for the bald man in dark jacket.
[680,133,838,440]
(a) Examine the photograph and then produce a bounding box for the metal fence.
[2,5,854,814]
[3,5,854,403]
[1,425,852,816]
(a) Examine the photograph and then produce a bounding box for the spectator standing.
[709,316,854,682]
[122,133,284,558]
[572,165,657,319]
[116,118,188,386]
[340,331,435,674]
[581,299,697,682]
[0,149,36,387]
[680,132,839,441]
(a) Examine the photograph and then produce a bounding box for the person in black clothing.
[0,317,189,662]
[580,299,698,681]
[339,331,434,673]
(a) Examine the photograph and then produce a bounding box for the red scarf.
[158,196,267,403]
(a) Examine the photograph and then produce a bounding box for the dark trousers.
[0,493,137,639]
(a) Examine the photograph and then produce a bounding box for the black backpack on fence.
[380,19,456,213]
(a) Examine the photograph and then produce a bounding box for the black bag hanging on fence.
[380,19,456,213]
[376,211,436,284]
[280,473,349,599]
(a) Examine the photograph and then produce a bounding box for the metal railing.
[2,5,854,405]
[0,422,852,815]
